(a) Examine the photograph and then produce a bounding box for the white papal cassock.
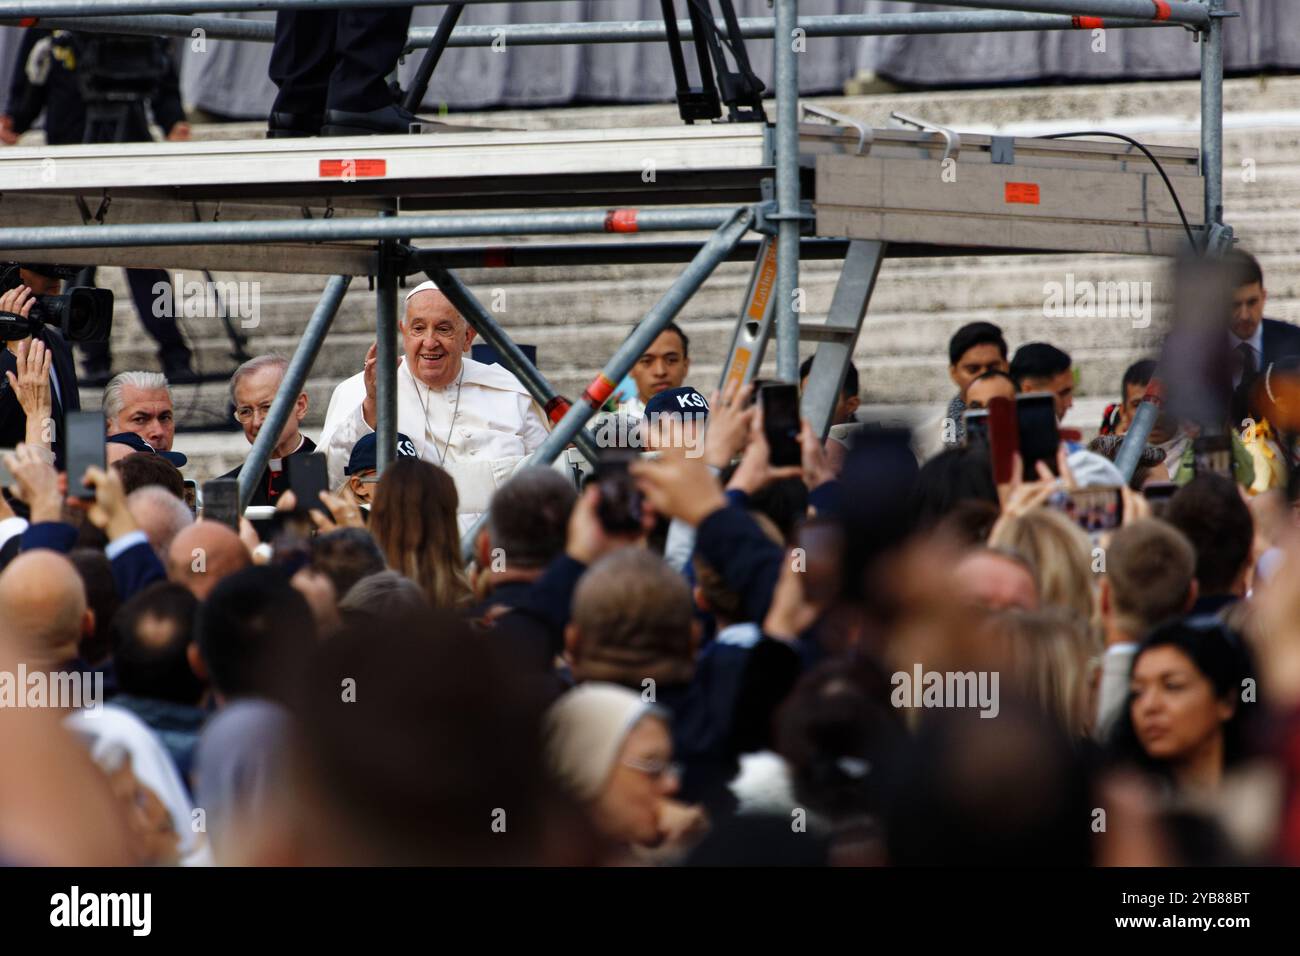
[319,356,551,533]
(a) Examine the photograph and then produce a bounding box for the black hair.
[1164,474,1253,596]
[909,445,999,532]
[1122,358,1158,395]
[1224,248,1263,289]
[634,320,689,359]
[69,548,118,668]
[799,356,860,399]
[112,452,185,499]
[310,528,385,602]
[948,321,1008,367]
[195,566,317,702]
[1106,617,1253,780]
[1010,342,1072,388]
[111,581,204,705]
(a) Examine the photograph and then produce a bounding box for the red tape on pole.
[582,374,617,408]
[543,395,571,424]
[604,209,639,233]
[1071,15,1104,29]
[1152,1,1172,21]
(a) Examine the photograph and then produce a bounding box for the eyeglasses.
[233,402,274,424]
[621,756,681,782]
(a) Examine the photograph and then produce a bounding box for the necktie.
[1237,342,1257,384]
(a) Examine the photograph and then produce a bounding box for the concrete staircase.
[70,75,1300,480]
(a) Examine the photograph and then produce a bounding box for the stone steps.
[66,74,1300,480]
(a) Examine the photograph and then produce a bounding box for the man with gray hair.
[319,281,549,532]
[218,354,313,507]
[127,485,195,563]
[102,371,177,453]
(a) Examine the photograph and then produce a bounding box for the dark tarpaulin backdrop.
[0,1,1297,120]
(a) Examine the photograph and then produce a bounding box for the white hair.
[102,371,170,423]
[126,486,194,560]
[229,353,289,405]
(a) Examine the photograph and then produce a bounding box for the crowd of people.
[1,245,1300,868]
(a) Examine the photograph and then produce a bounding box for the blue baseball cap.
[643,386,710,421]
[106,431,188,468]
[345,431,418,475]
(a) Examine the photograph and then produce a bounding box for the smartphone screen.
[1016,393,1060,482]
[761,383,802,467]
[1051,486,1124,534]
[963,408,990,448]
[987,396,1018,485]
[284,453,330,515]
[0,447,14,488]
[182,479,198,516]
[1192,435,1233,479]
[202,478,240,530]
[64,410,106,499]
[595,450,643,534]
[1142,481,1178,502]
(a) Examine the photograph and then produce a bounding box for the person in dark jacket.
[1,29,194,385]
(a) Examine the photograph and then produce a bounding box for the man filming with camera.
[1,28,195,386]
[0,266,87,467]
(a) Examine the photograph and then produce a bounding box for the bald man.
[167,522,252,601]
[319,281,550,533]
[0,550,92,671]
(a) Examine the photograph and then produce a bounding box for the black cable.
[1040,130,1198,251]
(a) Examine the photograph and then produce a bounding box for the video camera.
[0,262,113,343]
[75,33,166,106]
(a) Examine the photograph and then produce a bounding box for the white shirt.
[320,356,551,532]
[1230,323,1264,388]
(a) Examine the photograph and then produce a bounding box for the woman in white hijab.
[545,682,706,860]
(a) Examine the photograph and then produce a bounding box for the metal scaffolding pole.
[921,0,1208,27]
[1,10,1184,47]
[1200,0,1225,228]
[237,274,351,510]
[772,0,800,382]
[0,207,737,253]
[459,205,755,559]
[418,259,604,463]
[375,239,401,476]
[0,0,508,14]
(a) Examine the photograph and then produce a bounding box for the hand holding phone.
[202,478,240,530]
[284,453,330,516]
[760,383,802,468]
[595,450,643,534]
[64,410,106,500]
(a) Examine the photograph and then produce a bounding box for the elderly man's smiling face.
[403,291,475,389]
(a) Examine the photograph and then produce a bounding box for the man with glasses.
[320,280,549,533]
[218,354,314,508]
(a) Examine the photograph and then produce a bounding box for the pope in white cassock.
[319,280,551,532]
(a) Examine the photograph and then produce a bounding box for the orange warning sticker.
[1005,182,1041,205]
[319,159,387,179]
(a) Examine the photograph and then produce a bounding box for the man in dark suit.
[1228,249,1300,425]
[0,265,81,467]
[268,6,418,138]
